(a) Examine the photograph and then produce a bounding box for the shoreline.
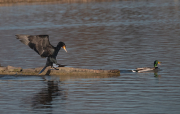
[0,0,115,6]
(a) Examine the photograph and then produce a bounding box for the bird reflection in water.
[31,79,67,109]
[154,72,161,78]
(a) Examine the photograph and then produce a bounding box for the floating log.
[0,65,120,76]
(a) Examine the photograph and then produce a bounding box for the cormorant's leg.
[39,65,48,74]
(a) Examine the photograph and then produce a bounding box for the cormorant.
[16,35,67,74]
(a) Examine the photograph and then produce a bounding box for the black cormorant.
[16,35,67,74]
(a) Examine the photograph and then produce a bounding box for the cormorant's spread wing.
[16,35,55,57]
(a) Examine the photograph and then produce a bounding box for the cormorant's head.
[154,60,161,67]
[57,42,67,52]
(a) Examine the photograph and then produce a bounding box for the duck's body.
[133,67,159,73]
[16,34,67,74]
[132,60,161,73]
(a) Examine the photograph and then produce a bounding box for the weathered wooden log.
[0,66,120,76]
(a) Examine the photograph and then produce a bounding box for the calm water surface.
[0,0,180,113]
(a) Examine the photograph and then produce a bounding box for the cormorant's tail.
[39,65,48,74]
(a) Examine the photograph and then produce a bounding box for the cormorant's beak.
[158,61,161,65]
[62,46,67,52]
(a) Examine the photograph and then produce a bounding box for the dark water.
[0,0,180,113]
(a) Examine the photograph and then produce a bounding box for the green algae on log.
[0,66,120,76]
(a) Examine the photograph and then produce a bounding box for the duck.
[16,34,67,74]
[132,60,161,73]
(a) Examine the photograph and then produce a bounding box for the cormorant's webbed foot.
[57,63,66,67]
[53,67,59,70]
[51,63,59,70]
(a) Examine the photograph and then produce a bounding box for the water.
[0,0,180,113]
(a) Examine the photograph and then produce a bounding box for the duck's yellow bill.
[158,61,161,64]
[62,46,67,52]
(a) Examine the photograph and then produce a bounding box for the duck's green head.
[154,60,161,67]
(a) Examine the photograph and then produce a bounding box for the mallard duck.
[132,60,161,72]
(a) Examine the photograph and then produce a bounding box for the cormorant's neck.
[53,46,61,58]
